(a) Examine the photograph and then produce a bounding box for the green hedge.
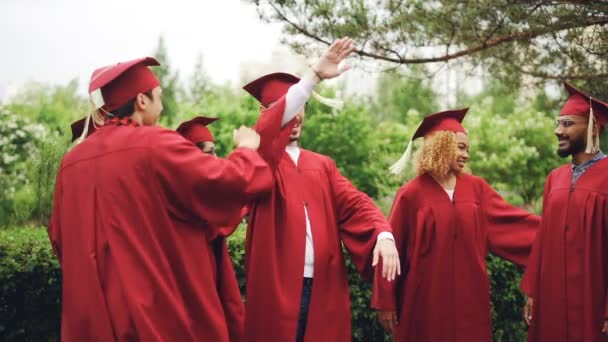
[0,227,527,341]
[0,228,61,341]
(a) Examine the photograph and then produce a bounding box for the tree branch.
[265,1,608,65]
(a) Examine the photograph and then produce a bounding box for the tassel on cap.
[389,139,413,175]
[585,98,599,154]
[389,108,469,176]
[311,91,344,110]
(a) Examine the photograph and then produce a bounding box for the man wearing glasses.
[521,82,608,342]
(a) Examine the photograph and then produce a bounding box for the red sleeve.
[209,207,249,241]
[330,159,392,281]
[482,179,540,267]
[150,130,273,230]
[520,175,552,297]
[48,161,64,264]
[371,188,408,311]
[253,96,296,168]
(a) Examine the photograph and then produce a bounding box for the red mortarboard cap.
[389,108,469,175]
[412,108,468,140]
[243,72,300,107]
[88,57,160,112]
[176,116,219,144]
[70,117,97,142]
[560,82,608,130]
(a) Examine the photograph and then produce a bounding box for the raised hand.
[312,37,356,80]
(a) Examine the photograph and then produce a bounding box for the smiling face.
[554,115,589,158]
[450,132,470,174]
[289,109,306,142]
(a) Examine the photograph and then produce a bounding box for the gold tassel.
[585,99,598,154]
[311,91,344,110]
[389,139,413,176]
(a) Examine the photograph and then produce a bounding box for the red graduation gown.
[521,159,608,342]
[372,173,539,342]
[208,207,250,342]
[244,98,392,342]
[48,124,272,341]
[212,237,244,342]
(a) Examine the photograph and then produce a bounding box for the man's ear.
[135,93,147,110]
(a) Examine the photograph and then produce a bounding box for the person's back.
[49,57,272,341]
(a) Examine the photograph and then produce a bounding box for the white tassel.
[75,101,104,145]
[90,88,105,109]
[311,91,344,110]
[389,139,413,176]
[585,100,598,154]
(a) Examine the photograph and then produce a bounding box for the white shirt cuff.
[377,231,394,242]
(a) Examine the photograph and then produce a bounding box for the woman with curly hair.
[372,108,540,342]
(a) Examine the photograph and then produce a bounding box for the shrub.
[1,227,527,341]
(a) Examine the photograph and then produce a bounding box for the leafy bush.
[1,227,527,341]
[0,228,61,341]
[0,108,48,227]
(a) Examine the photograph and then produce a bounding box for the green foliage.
[459,90,562,207]
[372,67,439,123]
[301,101,385,198]
[6,79,85,131]
[29,136,70,226]
[0,108,49,227]
[488,254,528,342]
[251,0,608,92]
[1,227,528,341]
[187,53,213,107]
[152,36,180,127]
[0,227,61,341]
[345,253,391,342]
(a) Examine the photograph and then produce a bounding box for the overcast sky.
[0,0,286,97]
[2,0,525,106]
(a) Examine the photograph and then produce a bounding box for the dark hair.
[112,90,154,118]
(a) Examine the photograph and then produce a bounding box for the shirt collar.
[571,151,606,171]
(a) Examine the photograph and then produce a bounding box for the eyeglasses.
[554,119,588,129]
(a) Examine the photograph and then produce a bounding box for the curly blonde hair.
[414,131,459,178]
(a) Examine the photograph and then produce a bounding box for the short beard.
[557,148,570,158]
[557,136,586,158]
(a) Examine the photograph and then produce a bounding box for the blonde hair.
[414,131,459,178]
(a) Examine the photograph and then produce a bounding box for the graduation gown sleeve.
[150,130,273,229]
[253,97,296,168]
[520,176,552,297]
[371,187,408,311]
[329,159,392,281]
[481,179,540,267]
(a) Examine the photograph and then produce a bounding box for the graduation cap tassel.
[585,99,598,154]
[389,139,413,176]
[76,102,94,145]
[311,91,344,110]
[75,101,105,145]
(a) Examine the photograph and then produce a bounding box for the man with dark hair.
[176,116,219,156]
[522,82,608,342]
[49,57,272,341]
